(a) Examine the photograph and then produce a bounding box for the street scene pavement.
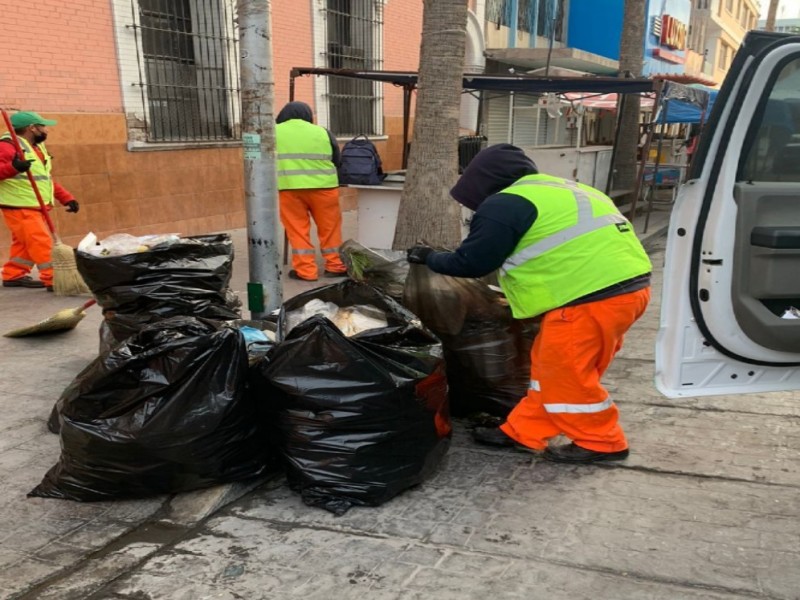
[2,205,800,600]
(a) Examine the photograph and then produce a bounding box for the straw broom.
[4,299,96,338]
[1,109,90,296]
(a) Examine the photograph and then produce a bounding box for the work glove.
[11,156,33,173]
[407,245,434,265]
[65,200,80,213]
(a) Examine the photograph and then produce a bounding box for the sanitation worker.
[407,144,651,464]
[276,101,347,281]
[0,111,79,291]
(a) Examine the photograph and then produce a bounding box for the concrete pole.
[238,0,282,318]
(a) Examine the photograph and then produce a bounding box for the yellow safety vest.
[0,135,55,208]
[275,119,338,190]
[498,174,652,318]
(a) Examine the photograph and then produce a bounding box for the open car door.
[657,31,800,397]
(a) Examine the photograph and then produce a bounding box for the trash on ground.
[32,317,275,501]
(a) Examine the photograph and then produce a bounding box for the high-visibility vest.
[275,119,338,190]
[498,174,652,319]
[0,135,55,207]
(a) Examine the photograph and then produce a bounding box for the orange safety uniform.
[276,109,346,281]
[0,137,74,286]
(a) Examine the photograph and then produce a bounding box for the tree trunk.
[765,0,780,31]
[612,0,646,192]
[391,0,468,250]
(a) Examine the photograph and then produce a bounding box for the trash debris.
[32,318,275,501]
[781,307,800,319]
[285,298,388,337]
[340,239,408,300]
[253,280,451,515]
[78,232,181,257]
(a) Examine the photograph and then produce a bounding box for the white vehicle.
[657,31,800,397]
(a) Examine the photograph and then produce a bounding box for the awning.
[563,92,656,111]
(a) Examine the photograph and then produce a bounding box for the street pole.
[238,0,282,318]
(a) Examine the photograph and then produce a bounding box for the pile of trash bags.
[76,233,240,352]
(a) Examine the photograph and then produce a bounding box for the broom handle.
[0,109,58,236]
[79,299,97,311]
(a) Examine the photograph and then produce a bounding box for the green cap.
[10,111,57,129]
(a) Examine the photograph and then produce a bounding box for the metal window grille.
[536,0,565,42]
[130,0,240,142]
[518,0,534,33]
[323,0,383,137]
[487,0,511,27]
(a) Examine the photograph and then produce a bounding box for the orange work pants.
[501,287,651,453]
[2,208,54,285]
[279,187,346,280]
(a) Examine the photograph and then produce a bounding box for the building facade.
[0,0,426,249]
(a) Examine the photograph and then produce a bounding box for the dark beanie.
[450,144,538,211]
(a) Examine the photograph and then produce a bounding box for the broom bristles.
[51,241,91,296]
[4,307,86,337]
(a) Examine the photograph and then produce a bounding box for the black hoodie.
[276,101,341,167]
[426,144,540,278]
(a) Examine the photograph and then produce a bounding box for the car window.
[739,57,800,182]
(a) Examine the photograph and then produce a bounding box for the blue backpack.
[338,135,386,185]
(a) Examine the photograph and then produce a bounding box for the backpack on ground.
[338,135,386,185]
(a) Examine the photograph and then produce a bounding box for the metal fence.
[130,0,240,143]
[322,0,383,137]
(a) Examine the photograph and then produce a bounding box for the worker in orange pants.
[406,144,652,463]
[2,208,56,287]
[279,187,346,281]
[276,102,347,282]
[500,287,650,454]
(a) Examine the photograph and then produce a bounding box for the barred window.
[537,0,566,42]
[324,0,383,137]
[131,0,240,142]
[487,0,511,27]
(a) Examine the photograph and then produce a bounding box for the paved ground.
[7,204,799,599]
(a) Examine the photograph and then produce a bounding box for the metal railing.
[130,0,240,143]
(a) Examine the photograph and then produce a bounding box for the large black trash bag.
[31,317,274,501]
[403,264,537,418]
[255,280,451,515]
[339,239,408,300]
[76,234,240,351]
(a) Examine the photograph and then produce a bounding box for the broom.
[3,299,96,338]
[1,109,90,296]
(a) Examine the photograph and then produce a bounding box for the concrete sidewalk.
[0,202,763,600]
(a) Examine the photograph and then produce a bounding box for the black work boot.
[543,443,629,464]
[472,427,541,454]
[3,276,45,289]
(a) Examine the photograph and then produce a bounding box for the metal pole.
[402,85,412,169]
[628,80,665,223]
[644,99,669,233]
[605,90,627,195]
[239,0,282,318]
[544,0,559,77]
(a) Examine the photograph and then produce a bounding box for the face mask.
[33,131,47,144]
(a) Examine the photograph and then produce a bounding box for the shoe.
[288,270,318,282]
[543,443,629,464]
[3,276,45,289]
[45,286,53,292]
[323,270,348,278]
[472,427,540,453]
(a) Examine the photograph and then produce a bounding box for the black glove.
[11,156,33,173]
[65,200,80,213]
[407,245,434,265]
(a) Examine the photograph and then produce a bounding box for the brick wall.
[0,0,122,113]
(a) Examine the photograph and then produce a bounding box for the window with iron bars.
[537,0,566,42]
[487,0,511,27]
[130,0,240,143]
[323,0,383,137]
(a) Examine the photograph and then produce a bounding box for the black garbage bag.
[403,264,536,417]
[339,239,409,300]
[255,280,451,515]
[31,317,274,501]
[76,234,240,351]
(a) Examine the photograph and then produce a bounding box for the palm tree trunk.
[765,0,780,31]
[612,0,646,192]
[392,0,468,250]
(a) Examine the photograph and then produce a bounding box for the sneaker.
[3,276,45,289]
[543,443,629,464]
[288,270,318,282]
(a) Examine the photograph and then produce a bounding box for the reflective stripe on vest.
[276,120,339,190]
[502,180,629,273]
[0,136,55,207]
[496,174,652,319]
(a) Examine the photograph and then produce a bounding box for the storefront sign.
[660,14,687,51]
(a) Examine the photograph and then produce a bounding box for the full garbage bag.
[403,264,536,417]
[340,239,408,300]
[31,317,274,501]
[253,280,451,515]
[76,234,240,352]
